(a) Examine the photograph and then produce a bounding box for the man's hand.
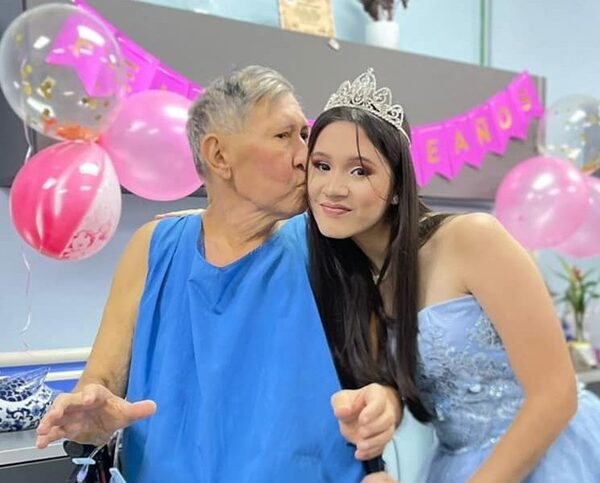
[331,383,402,460]
[36,383,156,448]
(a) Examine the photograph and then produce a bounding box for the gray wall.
[18,0,543,201]
[0,1,34,186]
[0,189,204,352]
[0,0,550,353]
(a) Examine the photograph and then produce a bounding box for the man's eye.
[276,132,290,139]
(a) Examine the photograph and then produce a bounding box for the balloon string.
[21,120,33,164]
[18,80,35,350]
[20,251,33,351]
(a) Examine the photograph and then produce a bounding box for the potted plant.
[359,0,409,49]
[552,259,600,370]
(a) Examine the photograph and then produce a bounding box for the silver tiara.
[323,68,410,145]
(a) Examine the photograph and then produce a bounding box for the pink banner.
[411,144,427,188]
[507,72,544,122]
[117,34,160,95]
[488,90,528,140]
[468,103,505,155]
[188,83,205,101]
[45,14,111,97]
[71,0,545,188]
[443,114,485,170]
[412,124,455,183]
[150,64,191,96]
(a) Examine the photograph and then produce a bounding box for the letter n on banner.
[468,103,503,156]
[444,114,484,169]
[411,124,455,186]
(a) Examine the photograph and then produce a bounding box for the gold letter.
[497,106,512,130]
[426,138,440,164]
[518,88,532,112]
[454,130,469,153]
[475,118,491,145]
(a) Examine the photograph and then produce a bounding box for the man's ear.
[201,133,232,180]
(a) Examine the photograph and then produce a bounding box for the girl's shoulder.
[427,212,500,245]
[420,212,504,266]
[419,213,506,298]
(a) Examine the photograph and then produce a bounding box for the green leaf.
[558,257,572,273]
[553,273,570,282]
[582,267,597,279]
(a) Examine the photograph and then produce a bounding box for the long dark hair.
[307,107,445,422]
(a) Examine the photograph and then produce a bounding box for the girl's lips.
[320,203,351,216]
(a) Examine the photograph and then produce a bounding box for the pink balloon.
[495,156,589,249]
[556,176,600,258]
[99,90,203,201]
[9,142,121,260]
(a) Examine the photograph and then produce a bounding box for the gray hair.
[186,65,295,176]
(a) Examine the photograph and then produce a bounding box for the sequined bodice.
[416,295,524,453]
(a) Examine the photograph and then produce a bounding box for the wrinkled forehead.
[245,93,308,130]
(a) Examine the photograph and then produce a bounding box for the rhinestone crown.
[323,68,410,145]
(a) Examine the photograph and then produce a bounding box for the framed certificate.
[278,0,335,38]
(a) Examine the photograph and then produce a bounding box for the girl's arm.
[447,213,577,483]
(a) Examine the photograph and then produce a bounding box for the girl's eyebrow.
[310,153,377,166]
[347,156,376,166]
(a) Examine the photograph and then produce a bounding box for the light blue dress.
[417,295,600,482]
[121,215,364,482]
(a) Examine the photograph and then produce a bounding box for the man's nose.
[292,138,308,171]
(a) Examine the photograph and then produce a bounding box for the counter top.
[579,369,600,385]
[0,429,65,466]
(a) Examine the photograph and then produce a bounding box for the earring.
[391,195,399,205]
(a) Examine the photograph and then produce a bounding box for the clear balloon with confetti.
[537,95,600,175]
[0,3,126,141]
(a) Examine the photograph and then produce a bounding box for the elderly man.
[35,66,400,482]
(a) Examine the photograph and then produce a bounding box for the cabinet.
[0,430,71,483]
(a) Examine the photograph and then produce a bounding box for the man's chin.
[288,195,308,215]
[270,192,307,219]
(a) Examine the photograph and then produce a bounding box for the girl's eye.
[312,161,330,172]
[351,167,368,176]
